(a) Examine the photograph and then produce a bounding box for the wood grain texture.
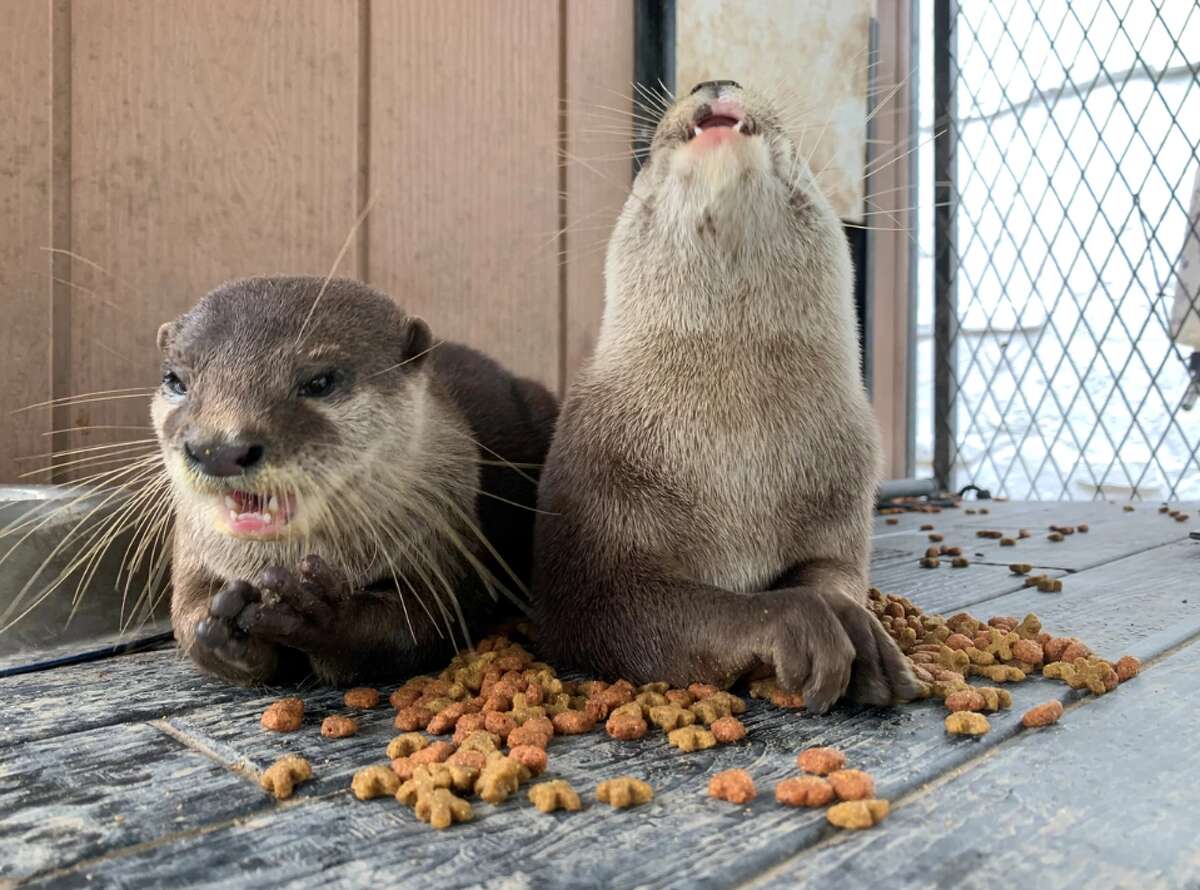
[65,0,360,456]
[0,722,265,882]
[367,0,562,388]
[0,0,52,485]
[22,522,1198,888]
[0,647,244,749]
[751,642,1200,889]
[563,0,634,390]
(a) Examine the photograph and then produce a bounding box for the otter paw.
[226,556,348,653]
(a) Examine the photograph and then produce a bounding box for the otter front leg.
[214,555,453,685]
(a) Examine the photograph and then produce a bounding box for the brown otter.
[153,276,556,686]
[532,81,921,712]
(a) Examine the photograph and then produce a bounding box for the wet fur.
[533,84,921,712]
[154,277,556,686]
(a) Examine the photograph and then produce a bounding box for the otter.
[532,81,921,712]
[153,276,556,686]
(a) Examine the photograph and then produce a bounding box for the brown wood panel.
[367,0,562,388]
[867,0,916,479]
[0,1,52,484]
[65,0,361,454]
[563,0,634,390]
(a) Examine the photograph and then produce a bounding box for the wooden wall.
[0,0,634,483]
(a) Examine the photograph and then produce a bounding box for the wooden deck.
[2,501,1198,889]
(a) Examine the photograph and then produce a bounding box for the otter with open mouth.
[533,81,922,712]
[154,276,556,686]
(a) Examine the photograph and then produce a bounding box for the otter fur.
[153,277,556,686]
[532,81,921,712]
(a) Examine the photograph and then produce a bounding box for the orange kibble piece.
[708,769,757,804]
[1021,701,1064,728]
[828,769,875,801]
[796,747,846,776]
[775,776,835,807]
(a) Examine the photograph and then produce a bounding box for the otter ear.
[402,315,433,368]
[156,321,178,353]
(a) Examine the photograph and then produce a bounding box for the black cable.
[0,630,176,680]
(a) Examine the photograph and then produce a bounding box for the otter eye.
[162,371,187,397]
[298,372,338,399]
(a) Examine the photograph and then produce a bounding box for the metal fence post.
[932,0,958,492]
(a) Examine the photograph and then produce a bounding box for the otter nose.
[690,79,741,96]
[184,440,265,477]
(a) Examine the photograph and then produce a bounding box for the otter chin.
[533,81,922,712]
[154,276,557,686]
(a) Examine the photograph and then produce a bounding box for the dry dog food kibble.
[1009,563,1032,575]
[708,769,757,804]
[415,787,473,829]
[394,706,435,732]
[508,744,548,777]
[343,687,380,709]
[1021,701,1064,728]
[476,756,524,804]
[828,769,875,801]
[945,711,990,736]
[597,777,654,808]
[528,780,582,814]
[321,715,359,738]
[260,698,304,733]
[410,741,456,765]
[259,755,312,800]
[1116,655,1141,682]
[386,733,427,759]
[775,776,835,807]
[796,747,846,776]
[668,726,718,752]
[351,765,401,800]
[827,799,890,830]
[710,716,747,743]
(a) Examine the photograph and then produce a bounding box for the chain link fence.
[920,0,1200,500]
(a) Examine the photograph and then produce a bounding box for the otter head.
[605,80,850,331]
[151,277,441,577]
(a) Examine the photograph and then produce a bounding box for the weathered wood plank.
[0,722,265,882]
[871,559,1066,617]
[0,647,249,749]
[31,537,1200,889]
[872,501,1197,573]
[748,641,1200,889]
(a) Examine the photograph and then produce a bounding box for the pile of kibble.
[256,598,1139,832]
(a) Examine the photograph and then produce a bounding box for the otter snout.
[184,439,266,478]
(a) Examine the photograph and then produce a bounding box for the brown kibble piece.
[951,557,970,568]
[390,757,415,781]
[1009,563,1032,575]
[687,683,719,700]
[647,704,696,732]
[389,687,422,709]
[606,710,648,741]
[507,744,548,777]
[386,733,428,759]
[483,710,516,741]
[710,716,747,743]
[528,780,582,814]
[552,709,595,735]
[944,689,987,712]
[708,769,757,804]
[1077,523,1089,532]
[321,715,359,738]
[827,799,889,830]
[259,755,312,800]
[1021,701,1064,728]
[394,706,435,732]
[927,533,944,542]
[1048,532,1064,542]
[351,765,400,800]
[775,776,835,807]
[920,557,940,568]
[260,698,304,733]
[410,741,455,765]
[885,517,898,525]
[458,730,501,755]
[796,747,846,776]
[920,523,934,531]
[1116,655,1141,682]
[509,720,554,749]
[446,749,487,771]
[596,777,654,808]
[1011,639,1044,664]
[828,769,875,801]
[343,687,380,709]
[945,633,973,650]
[1123,504,1135,512]
[452,713,488,745]
[945,711,990,735]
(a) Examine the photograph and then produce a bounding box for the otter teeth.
[733,120,744,133]
[693,126,703,139]
[224,496,237,510]
[268,495,279,511]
